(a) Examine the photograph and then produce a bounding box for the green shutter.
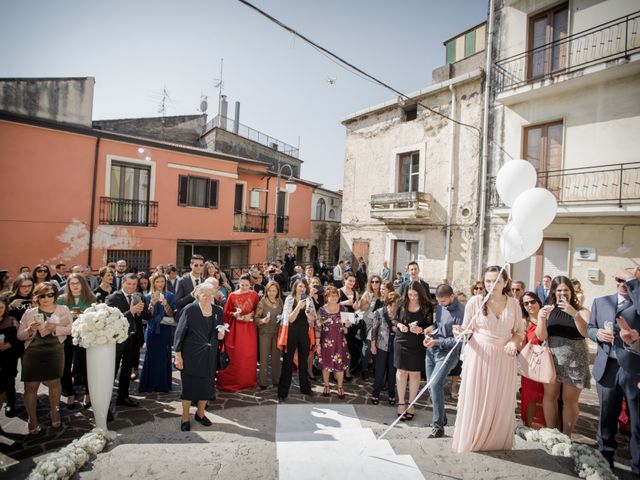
[465,31,475,58]
[446,40,456,64]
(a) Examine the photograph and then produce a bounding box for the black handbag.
[217,341,230,371]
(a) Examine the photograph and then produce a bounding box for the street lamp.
[272,161,297,261]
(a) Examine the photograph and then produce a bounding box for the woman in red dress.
[217,274,260,391]
[518,291,546,428]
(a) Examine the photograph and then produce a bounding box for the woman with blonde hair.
[17,282,72,433]
[255,280,283,389]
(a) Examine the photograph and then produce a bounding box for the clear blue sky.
[0,0,487,190]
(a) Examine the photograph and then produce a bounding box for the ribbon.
[216,323,230,333]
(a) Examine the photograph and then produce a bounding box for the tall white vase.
[86,343,116,432]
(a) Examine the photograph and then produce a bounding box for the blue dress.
[138,291,175,393]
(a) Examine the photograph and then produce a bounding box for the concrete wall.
[203,128,302,177]
[340,76,484,292]
[94,114,207,147]
[0,77,94,127]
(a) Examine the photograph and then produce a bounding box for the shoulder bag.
[517,340,556,384]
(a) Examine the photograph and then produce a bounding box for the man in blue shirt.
[423,284,465,439]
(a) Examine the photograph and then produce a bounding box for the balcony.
[99,197,158,227]
[494,11,640,99]
[275,215,289,234]
[489,162,640,213]
[233,211,268,233]
[370,191,433,224]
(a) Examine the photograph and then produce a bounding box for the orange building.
[0,78,317,275]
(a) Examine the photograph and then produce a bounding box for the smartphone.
[557,294,566,305]
[301,293,308,300]
[34,313,44,324]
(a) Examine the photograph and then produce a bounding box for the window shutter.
[178,175,188,206]
[208,179,218,208]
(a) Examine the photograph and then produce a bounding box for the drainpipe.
[477,0,496,279]
[87,137,100,267]
[444,85,456,282]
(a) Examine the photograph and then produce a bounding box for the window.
[316,198,327,220]
[249,190,261,209]
[110,161,150,201]
[328,209,336,220]
[528,3,569,79]
[234,183,245,213]
[397,152,420,193]
[524,121,563,195]
[446,40,456,64]
[464,30,475,57]
[106,250,151,274]
[178,175,218,208]
[403,105,418,122]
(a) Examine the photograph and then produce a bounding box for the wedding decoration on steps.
[71,303,129,431]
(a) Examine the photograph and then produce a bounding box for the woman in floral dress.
[315,286,351,399]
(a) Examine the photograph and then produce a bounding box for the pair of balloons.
[496,160,558,263]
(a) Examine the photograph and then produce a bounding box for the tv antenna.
[213,58,224,116]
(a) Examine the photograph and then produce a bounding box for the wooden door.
[352,241,370,271]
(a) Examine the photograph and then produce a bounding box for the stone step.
[279,454,424,480]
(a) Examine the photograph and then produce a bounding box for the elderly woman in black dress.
[174,281,225,432]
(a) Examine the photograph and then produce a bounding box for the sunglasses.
[371,280,380,284]
[614,277,626,284]
[512,288,522,292]
[37,292,55,299]
[522,300,537,307]
[36,269,48,273]
[473,287,482,291]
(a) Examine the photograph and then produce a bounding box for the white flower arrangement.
[28,429,112,480]
[516,426,618,480]
[71,303,129,348]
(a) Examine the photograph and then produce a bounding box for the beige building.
[485,0,640,301]
[340,24,487,292]
[311,186,342,264]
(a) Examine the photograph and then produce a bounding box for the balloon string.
[377,262,509,440]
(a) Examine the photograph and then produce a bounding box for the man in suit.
[289,265,305,290]
[536,275,552,304]
[588,267,640,475]
[333,260,344,288]
[380,260,391,283]
[313,255,328,283]
[106,273,150,408]
[51,263,67,286]
[174,254,205,321]
[400,261,432,300]
[166,265,179,293]
[111,259,128,291]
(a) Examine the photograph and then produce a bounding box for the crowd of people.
[0,257,638,476]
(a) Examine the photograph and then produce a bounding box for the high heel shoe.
[51,410,62,429]
[397,404,407,421]
[337,386,345,400]
[28,423,41,435]
[322,385,331,397]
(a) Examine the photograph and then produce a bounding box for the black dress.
[394,308,431,372]
[174,302,224,402]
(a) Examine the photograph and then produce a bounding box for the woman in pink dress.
[452,266,524,453]
[217,274,260,391]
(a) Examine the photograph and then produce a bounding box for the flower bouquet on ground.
[71,303,129,348]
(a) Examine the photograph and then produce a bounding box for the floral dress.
[317,305,350,372]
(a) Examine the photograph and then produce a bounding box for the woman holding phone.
[278,279,317,401]
[17,282,72,433]
[535,275,590,436]
[138,272,175,393]
[254,280,283,389]
[57,274,96,409]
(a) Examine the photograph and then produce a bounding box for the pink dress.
[452,295,524,453]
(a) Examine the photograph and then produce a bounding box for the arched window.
[328,209,336,220]
[316,198,326,220]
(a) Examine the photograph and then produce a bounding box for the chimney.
[233,101,240,134]
[220,95,228,130]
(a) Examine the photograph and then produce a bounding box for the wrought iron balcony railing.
[489,162,640,208]
[233,211,269,233]
[494,11,640,93]
[275,215,289,234]
[99,197,158,227]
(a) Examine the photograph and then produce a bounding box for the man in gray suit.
[588,267,640,475]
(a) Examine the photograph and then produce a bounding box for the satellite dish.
[200,99,208,112]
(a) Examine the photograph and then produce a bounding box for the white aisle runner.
[276,404,424,479]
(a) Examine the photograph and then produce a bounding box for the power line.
[237,0,514,161]
[237,0,480,133]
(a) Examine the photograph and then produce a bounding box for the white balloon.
[512,187,558,237]
[500,222,544,263]
[496,160,538,207]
